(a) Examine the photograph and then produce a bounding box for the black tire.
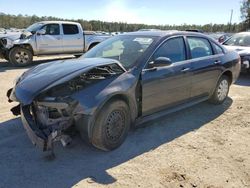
[209,75,230,104]
[91,100,131,151]
[9,47,33,67]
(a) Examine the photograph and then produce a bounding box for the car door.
[141,36,192,116]
[186,36,223,98]
[62,24,83,53]
[36,24,63,54]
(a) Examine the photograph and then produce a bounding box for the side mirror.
[37,29,46,35]
[148,57,172,68]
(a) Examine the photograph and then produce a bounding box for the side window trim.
[207,39,216,55]
[144,35,187,69]
[183,35,191,60]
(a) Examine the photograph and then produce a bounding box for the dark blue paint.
[10,31,241,142]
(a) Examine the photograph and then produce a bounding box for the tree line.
[241,0,250,30]
[0,12,246,33]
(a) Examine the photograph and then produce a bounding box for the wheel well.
[13,44,34,55]
[88,42,99,50]
[105,94,137,122]
[222,71,233,84]
[88,94,137,140]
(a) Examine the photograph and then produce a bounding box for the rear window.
[62,24,79,35]
[212,42,224,54]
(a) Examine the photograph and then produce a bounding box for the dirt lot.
[0,57,249,188]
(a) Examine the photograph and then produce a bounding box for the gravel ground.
[0,57,249,188]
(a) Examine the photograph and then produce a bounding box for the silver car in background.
[0,21,110,66]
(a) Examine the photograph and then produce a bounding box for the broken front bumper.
[0,48,6,59]
[21,105,54,151]
[19,98,80,151]
[7,82,94,151]
[0,38,9,59]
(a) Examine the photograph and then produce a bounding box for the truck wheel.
[9,47,33,67]
[91,100,131,151]
[209,75,230,104]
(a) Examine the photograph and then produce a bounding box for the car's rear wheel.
[9,47,33,67]
[209,75,230,104]
[91,100,130,151]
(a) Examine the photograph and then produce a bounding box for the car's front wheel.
[91,100,131,151]
[9,47,33,67]
[209,75,230,104]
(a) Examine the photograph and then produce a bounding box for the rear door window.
[212,42,224,54]
[187,37,213,58]
[62,24,79,35]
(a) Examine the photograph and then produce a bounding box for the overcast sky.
[0,0,242,25]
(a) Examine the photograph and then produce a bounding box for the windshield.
[83,35,156,69]
[25,23,44,33]
[224,33,250,46]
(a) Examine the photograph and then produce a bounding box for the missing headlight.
[0,38,7,47]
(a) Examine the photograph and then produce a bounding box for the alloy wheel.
[14,50,30,64]
[217,79,229,101]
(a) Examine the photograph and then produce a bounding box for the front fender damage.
[7,62,126,152]
[0,31,33,58]
[0,37,13,59]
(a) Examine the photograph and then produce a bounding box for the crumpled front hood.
[13,58,124,104]
[0,31,33,49]
[224,45,250,56]
[0,32,21,41]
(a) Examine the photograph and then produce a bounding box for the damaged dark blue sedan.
[7,31,241,152]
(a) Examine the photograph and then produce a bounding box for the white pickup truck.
[0,21,110,66]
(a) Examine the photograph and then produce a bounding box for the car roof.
[123,30,209,38]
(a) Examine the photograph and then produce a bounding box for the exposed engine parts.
[6,61,125,154]
[40,64,124,98]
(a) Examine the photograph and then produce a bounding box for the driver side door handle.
[142,67,157,72]
[214,60,221,65]
[181,67,191,73]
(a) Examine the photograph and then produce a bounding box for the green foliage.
[0,12,242,32]
[240,0,250,30]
